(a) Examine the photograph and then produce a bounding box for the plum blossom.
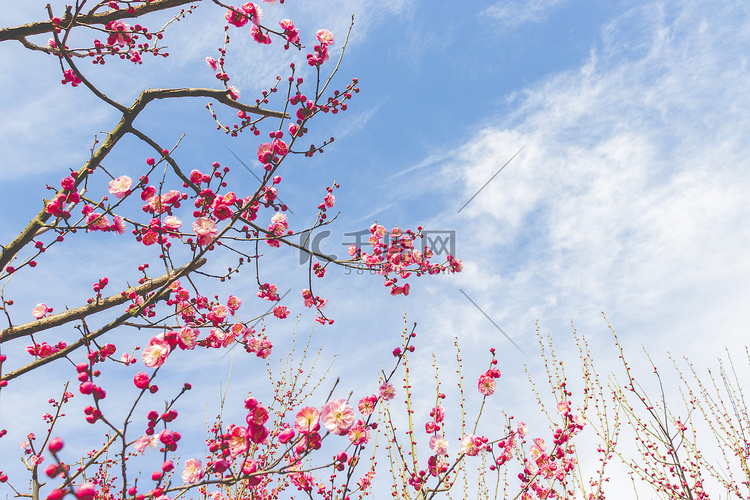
[177,326,198,350]
[294,407,320,434]
[379,382,396,401]
[134,433,159,454]
[429,435,449,456]
[142,334,171,368]
[316,29,334,46]
[320,399,355,435]
[347,421,370,446]
[358,394,377,416]
[478,374,496,396]
[460,434,487,456]
[108,175,132,199]
[32,303,49,319]
[86,212,110,231]
[181,459,203,484]
[206,57,218,71]
[163,216,182,232]
[193,217,218,246]
[111,215,126,234]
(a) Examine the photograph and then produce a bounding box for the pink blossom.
[460,434,487,457]
[429,435,449,455]
[108,175,132,199]
[320,399,355,435]
[430,406,445,423]
[324,193,335,208]
[379,382,396,401]
[556,400,571,416]
[189,169,204,184]
[347,421,370,446]
[192,217,218,246]
[257,142,274,162]
[226,425,248,455]
[517,421,528,439]
[273,305,289,318]
[357,395,377,416]
[111,215,126,234]
[316,29,334,46]
[226,295,241,311]
[76,482,97,500]
[206,57,218,71]
[294,407,320,434]
[272,138,288,156]
[181,459,203,484]
[142,335,171,368]
[32,303,49,319]
[177,326,198,350]
[163,216,182,232]
[477,374,496,396]
[86,212,110,231]
[107,20,132,47]
[133,372,150,389]
[225,6,249,27]
[134,433,158,454]
[278,427,295,444]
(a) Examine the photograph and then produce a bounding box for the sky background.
[1,0,750,497]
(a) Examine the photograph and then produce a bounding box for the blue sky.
[1,0,750,497]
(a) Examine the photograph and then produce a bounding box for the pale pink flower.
[324,193,335,208]
[163,216,182,232]
[320,399,355,435]
[530,437,546,461]
[32,303,49,319]
[134,433,159,454]
[517,421,528,439]
[226,425,248,455]
[379,382,396,401]
[108,175,132,199]
[294,406,320,434]
[316,29,334,46]
[142,335,171,368]
[358,395,377,416]
[193,217,218,246]
[347,421,370,446]
[111,215,126,234]
[181,458,203,484]
[556,400,571,416]
[429,435,449,455]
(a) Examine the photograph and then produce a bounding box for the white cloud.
[481,0,568,31]
[425,0,750,365]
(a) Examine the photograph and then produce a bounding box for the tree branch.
[0,0,198,43]
[1,258,206,342]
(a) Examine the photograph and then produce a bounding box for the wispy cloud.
[425,0,750,361]
[481,0,569,31]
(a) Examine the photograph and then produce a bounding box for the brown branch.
[1,258,206,343]
[0,0,199,43]
[139,87,289,119]
[1,258,206,382]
